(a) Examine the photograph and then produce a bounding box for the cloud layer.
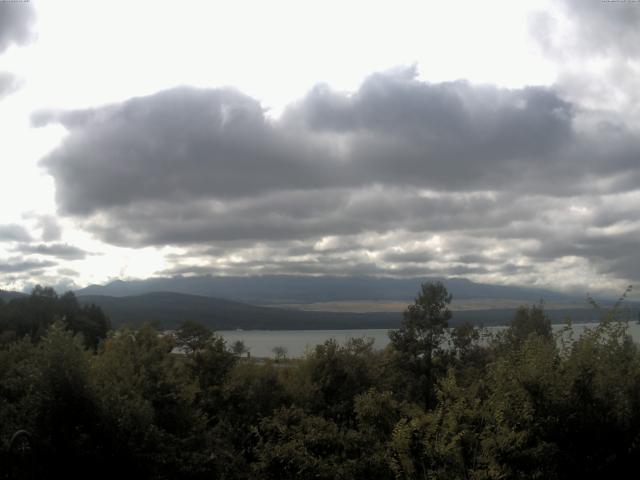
[0,2,36,54]
[36,66,640,291]
[0,224,31,242]
[40,70,595,212]
[530,0,640,128]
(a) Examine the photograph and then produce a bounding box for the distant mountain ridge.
[75,291,614,330]
[5,279,635,331]
[75,275,582,304]
[0,290,26,302]
[74,276,620,330]
[78,291,402,330]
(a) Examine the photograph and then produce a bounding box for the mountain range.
[75,275,583,304]
[74,291,608,330]
[73,275,628,329]
[4,276,636,330]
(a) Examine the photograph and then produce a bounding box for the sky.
[0,0,639,297]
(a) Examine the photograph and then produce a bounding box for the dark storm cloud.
[0,2,36,54]
[15,243,90,260]
[0,224,32,242]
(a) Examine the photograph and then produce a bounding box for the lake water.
[219,322,640,358]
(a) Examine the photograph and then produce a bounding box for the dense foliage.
[0,286,110,349]
[1,282,639,479]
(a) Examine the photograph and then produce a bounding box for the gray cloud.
[0,72,21,100]
[39,71,591,218]
[381,249,434,264]
[558,0,640,58]
[530,1,640,126]
[36,69,640,289]
[38,87,338,215]
[73,188,543,247]
[36,215,62,241]
[15,243,90,260]
[0,224,31,242]
[21,213,63,242]
[161,257,444,279]
[524,227,640,279]
[40,69,640,215]
[57,267,79,277]
[284,68,574,189]
[529,1,640,62]
[0,2,36,54]
[456,254,499,265]
[159,244,520,280]
[517,0,640,287]
[0,258,56,274]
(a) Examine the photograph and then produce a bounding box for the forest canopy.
[0,282,638,479]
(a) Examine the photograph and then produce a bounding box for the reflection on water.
[219,322,640,359]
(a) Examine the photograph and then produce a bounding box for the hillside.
[78,292,402,330]
[0,290,26,302]
[76,275,582,304]
[76,291,621,330]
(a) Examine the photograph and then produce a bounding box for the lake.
[219,321,640,358]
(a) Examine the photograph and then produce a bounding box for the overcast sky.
[1,0,639,297]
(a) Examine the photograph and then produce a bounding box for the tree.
[33,321,98,477]
[390,281,452,357]
[302,338,381,423]
[450,321,479,357]
[190,334,238,420]
[388,281,452,406]
[254,403,397,480]
[31,285,57,299]
[507,303,552,345]
[91,323,204,477]
[449,321,489,386]
[174,320,212,354]
[389,372,485,480]
[231,339,249,357]
[272,346,288,362]
[58,292,110,349]
[0,287,109,348]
